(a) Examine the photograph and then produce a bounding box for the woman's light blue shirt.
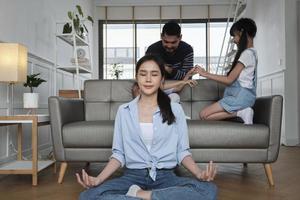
[111,96,191,181]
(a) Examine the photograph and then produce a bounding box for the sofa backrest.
[84,80,135,121]
[84,79,225,121]
[180,79,225,119]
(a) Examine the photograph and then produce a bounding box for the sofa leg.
[264,163,274,186]
[58,162,68,184]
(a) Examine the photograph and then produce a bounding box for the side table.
[0,114,55,186]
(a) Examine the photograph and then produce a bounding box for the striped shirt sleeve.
[173,51,194,80]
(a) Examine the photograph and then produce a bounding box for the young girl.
[196,18,258,124]
[76,54,217,200]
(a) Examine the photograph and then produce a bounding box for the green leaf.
[67,11,73,20]
[74,17,80,29]
[23,73,46,92]
[79,27,84,37]
[76,5,83,17]
[63,5,94,35]
[63,23,72,33]
[87,16,94,24]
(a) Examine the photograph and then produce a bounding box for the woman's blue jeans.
[79,168,217,200]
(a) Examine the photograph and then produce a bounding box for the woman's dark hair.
[228,18,257,75]
[136,54,175,125]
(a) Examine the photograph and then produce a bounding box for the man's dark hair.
[162,20,181,37]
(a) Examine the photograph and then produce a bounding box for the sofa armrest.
[253,95,283,162]
[48,96,84,161]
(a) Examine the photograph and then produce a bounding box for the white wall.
[0,0,94,165]
[245,0,299,146]
[245,0,285,76]
[0,0,93,62]
[284,0,300,145]
[298,1,300,142]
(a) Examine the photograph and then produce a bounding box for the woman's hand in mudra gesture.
[197,161,217,181]
[76,169,102,189]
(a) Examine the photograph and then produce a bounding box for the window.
[100,20,232,79]
[103,24,134,79]
[136,23,161,61]
[208,22,233,74]
[181,23,206,79]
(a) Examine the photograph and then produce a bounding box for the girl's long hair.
[136,54,175,125]
[228,18,257,75]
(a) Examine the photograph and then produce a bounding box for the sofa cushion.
[84,79,226,121]
[63,121,114,148]
[188,120,269,148]
[62,120,269,149]
[179,79,225,119]
[191,80,220,101]
[84,80,135,121]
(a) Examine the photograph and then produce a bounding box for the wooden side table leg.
[32,118,38,186]
[17,124,22,160]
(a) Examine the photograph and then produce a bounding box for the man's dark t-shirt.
[146,41,193,80]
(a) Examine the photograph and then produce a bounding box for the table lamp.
[0,43,28,115]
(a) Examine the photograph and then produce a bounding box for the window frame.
[98,18,231,79]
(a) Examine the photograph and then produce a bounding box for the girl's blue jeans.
[79,168,217,200]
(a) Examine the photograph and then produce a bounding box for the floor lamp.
[0,43,28,116]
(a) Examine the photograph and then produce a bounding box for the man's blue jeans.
[79,168,217,200]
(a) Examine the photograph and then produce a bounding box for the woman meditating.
[76,54,217,200]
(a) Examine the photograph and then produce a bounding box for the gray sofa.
[49,79,283,186]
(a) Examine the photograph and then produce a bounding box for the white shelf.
[0,160,55,172]
[57,65,91,74]
[0,115,50,124]
[56,33,88,46]
[55,21,93,98]
[16,114,50,122]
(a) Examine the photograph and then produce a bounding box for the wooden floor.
[0,146,299,200]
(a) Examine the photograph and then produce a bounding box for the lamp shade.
[0,43,28,83]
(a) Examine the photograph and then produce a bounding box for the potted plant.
[63,5,94,39]
[110,63,124,79]
[23,73,46,109]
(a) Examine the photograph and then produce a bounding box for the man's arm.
[169,50,194,80]
[163,79,197,92]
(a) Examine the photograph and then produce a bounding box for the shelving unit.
[54,21,92,98]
